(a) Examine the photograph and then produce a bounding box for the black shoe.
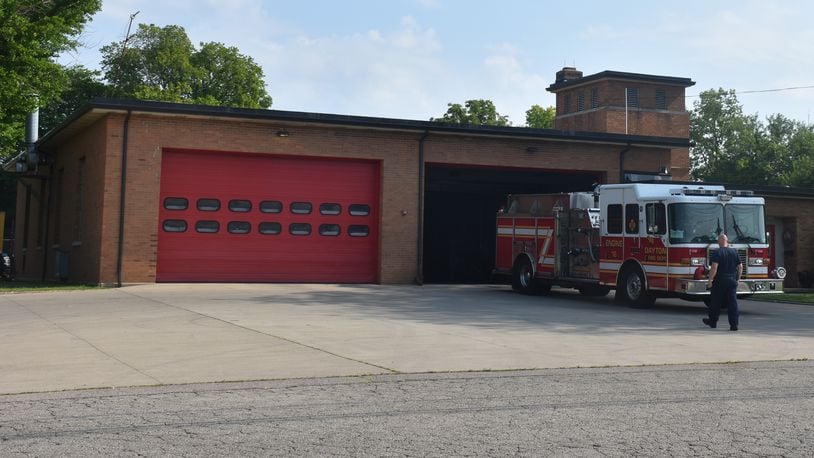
[730,326,738,331]
[703,318,717,328]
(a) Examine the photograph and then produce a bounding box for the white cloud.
[60,0,814,125]
[415,0,441,8]
[482,44,553,125]
[392,16,441,51]
[263,16,450,120]
[682,1,814,120]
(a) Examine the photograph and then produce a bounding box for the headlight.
[772,267,787,279]
[690,257,706,266]
[748,258,764,266]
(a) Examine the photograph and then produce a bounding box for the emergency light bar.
[670,188,754,198]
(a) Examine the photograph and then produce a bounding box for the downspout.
[618,144,631,183]
[116,110,132,287]
[415,130,429,285]
[40,164,53,281]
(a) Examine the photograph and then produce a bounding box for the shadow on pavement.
[244,284,813,337]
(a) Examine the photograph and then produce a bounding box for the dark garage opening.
[422,164,602,284]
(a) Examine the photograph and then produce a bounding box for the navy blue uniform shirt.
[711,247,741,281]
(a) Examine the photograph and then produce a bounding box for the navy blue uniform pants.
[709,277,739,328]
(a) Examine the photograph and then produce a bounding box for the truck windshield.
[668,203,766,244]
[668,203,723,244]
[725,204,766,243]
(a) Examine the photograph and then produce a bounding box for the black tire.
[618,267,655,308]
[579,285,611,297]
[511,257,536,294]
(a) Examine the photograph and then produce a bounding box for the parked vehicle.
[494,183,786,307]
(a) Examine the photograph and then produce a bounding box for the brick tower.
[546,67,695,180]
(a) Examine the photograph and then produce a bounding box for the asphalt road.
[1,284,813,456]
[1,361,812,456]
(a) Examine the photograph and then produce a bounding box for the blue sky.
[59,0,814,126]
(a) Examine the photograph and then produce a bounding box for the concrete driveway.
[1,283,812,395]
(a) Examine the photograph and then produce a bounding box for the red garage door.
[156,149,380,283]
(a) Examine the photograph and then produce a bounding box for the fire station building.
[10,67,813,286]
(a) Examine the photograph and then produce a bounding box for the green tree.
[100,24,272,108]
[779,120,814,186]
[0,0,102,160]
[690,88,814,186]
[690,89,758,182]
[191,42,272,108]
[432,99,510,126]
[39,65,108,134]
[525,104,555,129]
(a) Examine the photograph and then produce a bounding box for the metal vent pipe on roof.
[25,107,39,168]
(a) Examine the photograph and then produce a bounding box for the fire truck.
[494,183,786,307]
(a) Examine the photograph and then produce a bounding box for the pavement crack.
[3,296,163,385]
[116,289,399,374]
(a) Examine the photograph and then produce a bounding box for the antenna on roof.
[122,11,140,51]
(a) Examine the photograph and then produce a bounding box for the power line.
[687,84,814,98]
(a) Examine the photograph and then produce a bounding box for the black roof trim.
[547,70,695,92]
[39,97,691,149]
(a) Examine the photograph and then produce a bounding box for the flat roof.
[547,70,696,92]
[37,97,692,150]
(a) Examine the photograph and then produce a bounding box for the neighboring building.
[754,186,814,288]
[10,67,804,287]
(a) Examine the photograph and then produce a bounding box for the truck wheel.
[512,257,536,294]
[619,267,655,308]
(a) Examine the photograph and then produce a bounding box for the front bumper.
[678,278,784,295]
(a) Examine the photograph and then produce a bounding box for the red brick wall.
[554,79,690,138]
[17,111,684,285]
[13,116,111,282]
[764,196,814,288]
[111,113,422,285]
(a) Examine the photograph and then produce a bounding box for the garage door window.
[260,200,283,213]
[164,197,188,210]
[195,220,219,233]
[349,204,370,216]
[229,199,252,212]
[320,203,341,215]
[348,225,369,237]
[290,202,312,214]
[289,223,311,235]
[163,220,187,232]
[259,222,282,235]
[197,198,220,212]
[227,221,251,234]
[319,224,341,236]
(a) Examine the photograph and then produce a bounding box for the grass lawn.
[751,292,814,305]
[0,281,104,293]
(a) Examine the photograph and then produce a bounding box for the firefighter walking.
[704,234,743,331]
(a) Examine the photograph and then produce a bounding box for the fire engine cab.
[494,183,786,307]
